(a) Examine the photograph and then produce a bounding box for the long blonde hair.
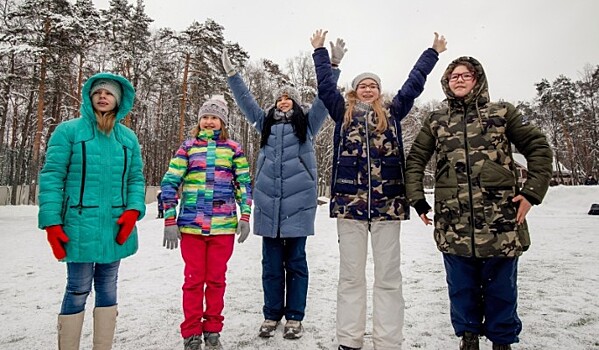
[190,123,229,140]
[343,91,388,133]
[95,111,117,134]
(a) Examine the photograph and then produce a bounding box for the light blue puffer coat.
[38,72,146,263]
[227,70,339,238]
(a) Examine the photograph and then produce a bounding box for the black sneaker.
[203,332,222,350]
[492,344,512,350]
[183,335,202,350]
[338,345,361,350]
[460,332,480,350]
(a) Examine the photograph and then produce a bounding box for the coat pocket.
[381,157,404,198]
[480,160,517,232]
[480,187,517,233]
[480,160,516,188]
[434,187,460,225]
[433,158,460,225]
[334,156,358,195]
[61,195,70,221]
[299,153,316,182]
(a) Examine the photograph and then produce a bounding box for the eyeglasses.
[448,72,475,82]
[357,83,379,90]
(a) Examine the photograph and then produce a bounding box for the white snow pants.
[336,218,404,350]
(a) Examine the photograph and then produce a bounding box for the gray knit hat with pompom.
[198,96,229,124]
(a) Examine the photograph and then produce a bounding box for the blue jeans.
[443,254,521,345]
[262,236,308,321]
[60,261,121,315]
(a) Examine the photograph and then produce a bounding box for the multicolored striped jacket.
[160,129,252,235]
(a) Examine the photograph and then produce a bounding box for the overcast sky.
[92,0,599,103]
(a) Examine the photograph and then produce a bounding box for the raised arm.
[222,50,268,133]
[308,37,344,134]
[390,32,447,120]
[311,29,346,122]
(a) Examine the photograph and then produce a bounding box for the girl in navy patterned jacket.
[311,29,447,350]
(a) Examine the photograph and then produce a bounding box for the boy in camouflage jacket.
[406,56,553,350]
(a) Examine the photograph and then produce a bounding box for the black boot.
[492,344,512,350]
[338,346,361,350]
[459,332,480,350]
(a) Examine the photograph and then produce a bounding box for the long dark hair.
[260,101,308,148]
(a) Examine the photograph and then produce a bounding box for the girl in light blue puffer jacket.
[222,49,341,340]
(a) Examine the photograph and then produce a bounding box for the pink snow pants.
[180,233,235,338]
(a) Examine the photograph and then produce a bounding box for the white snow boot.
[57,311,85,350]
[92,305,117,350]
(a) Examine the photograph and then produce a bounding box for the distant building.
[511,152,572,186]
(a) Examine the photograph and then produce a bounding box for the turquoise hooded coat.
[38,72,146,263]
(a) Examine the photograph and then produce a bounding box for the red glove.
[46,225,69,260]
[116,210,139,245]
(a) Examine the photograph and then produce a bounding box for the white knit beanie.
[90,79,123,106]
[351,72,381,91]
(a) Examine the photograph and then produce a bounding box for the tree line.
[0,0,597,205]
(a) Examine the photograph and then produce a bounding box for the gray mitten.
[236,220,250,243]
[329,38,347,66]
[163,225,180,249]
[221,50,236,77]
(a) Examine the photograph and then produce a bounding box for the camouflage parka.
[313,47,440,221]
[405,56,553,258]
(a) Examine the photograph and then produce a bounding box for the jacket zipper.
[70,141,98,213]
[393,119,405,184]
[121,145,127,206]
[462,103,476,257]
[365,113,372,221]
[333,127,343,193]
[75,142,87,214]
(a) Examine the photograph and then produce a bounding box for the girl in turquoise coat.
[38,72,145,350]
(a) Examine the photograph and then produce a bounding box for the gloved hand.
[46,225,69,260]
[163,225,181,249]
[116,210,139,245]
[236,215,250,243]
[221,50,236,77]
[413,199,432,216]
[310,29,328,49]
[413,199,433,226]
[329,38,347,66]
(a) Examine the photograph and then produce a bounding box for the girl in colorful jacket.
[38,72,145,349]
[161,97,252,350]
[221,49,341,340]
[311,30,447,350]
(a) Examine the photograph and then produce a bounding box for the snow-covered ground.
[1,186,598,350]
